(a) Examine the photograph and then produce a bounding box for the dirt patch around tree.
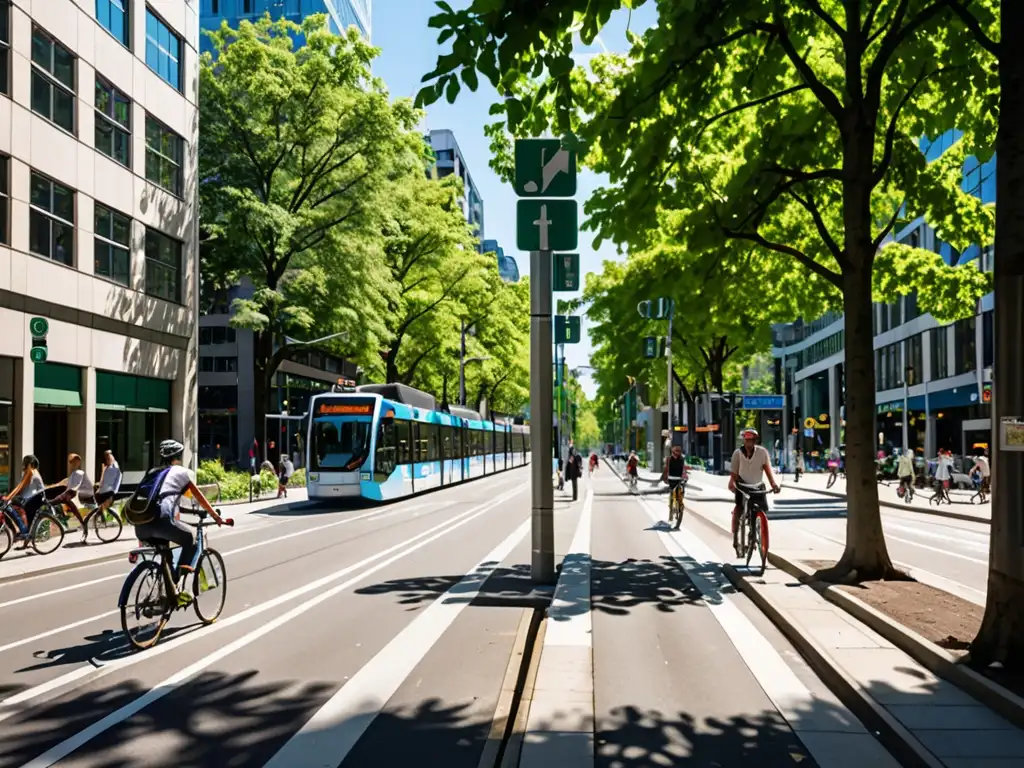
[801,559,982,660]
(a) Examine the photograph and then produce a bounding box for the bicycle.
[969,475,988,505]
[0,496,65,560]
[52,495,125,544]
[627,471,639,495]
[667,477,686,529]
[826,462,840,489]
[896,476,915,504]
[735,481,773,576]
[929,479,952,506]
[118,509,234,650]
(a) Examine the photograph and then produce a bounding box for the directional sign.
[643,336,658,359]
[555,315,581,344]
[741,395,784,410]
[553,253,580,291]
[29,346,47,363]
[514,138,577,197]
[516,200,577,252]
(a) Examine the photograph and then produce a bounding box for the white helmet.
[159,439,185,460]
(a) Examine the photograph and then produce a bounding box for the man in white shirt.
[971,449,991,496]
[54,453,95,542]
[728,428,780,555]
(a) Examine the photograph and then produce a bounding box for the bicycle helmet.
[159,439,185,460]
[741,428,759,439]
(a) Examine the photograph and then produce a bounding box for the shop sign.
[1000,417,1024,452]
[804,417,817,429]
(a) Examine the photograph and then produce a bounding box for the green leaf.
[445,75,461,103]
[462,67,479,91]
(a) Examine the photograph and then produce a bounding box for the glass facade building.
[198,0,371,54]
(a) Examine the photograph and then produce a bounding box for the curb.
[775,484,989,525]
[769,552,1024,732]
[721,563,942,768]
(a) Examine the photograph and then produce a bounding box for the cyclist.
[659,443,688,529]
[132,439,226,604]
[728,428,780,556]
[934,448,954,504]
[896,449,915,501]
[588,453,598,477]
[625,450,639,489]
[52,453,95,543]
[3,455,45,548]
[826,445,841,486]
[970,448,990,499]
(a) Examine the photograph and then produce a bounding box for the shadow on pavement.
[16,624,201,675]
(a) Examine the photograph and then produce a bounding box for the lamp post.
[459,354,491,406]
[903,364,914,451]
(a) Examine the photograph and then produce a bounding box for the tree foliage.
[419,0,997,582]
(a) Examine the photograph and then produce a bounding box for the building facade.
[481,238,519,283]
[772,130,995,461]
[426,129,484,238]
[0,0,200,490]
[198,0,370,54]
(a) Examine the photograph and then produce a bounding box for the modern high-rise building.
[481,239,520,283]
[0,0,201,488]
[771,129,995,461]
[198,0,371,54]
[426,129,484,238]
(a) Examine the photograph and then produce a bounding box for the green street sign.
[514,138,576,197]
[553,253,580,291]
[29,346,47,363]
[643,336,658,359]
[555,315,581,344]
[516,200,578,252]
[29,317,48,337]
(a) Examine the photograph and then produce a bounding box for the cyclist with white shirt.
[728,428,780,556]
[52,453,95,542]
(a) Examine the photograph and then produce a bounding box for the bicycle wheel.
[120,561,171,650]
[755,512,769,575]
[826,473,836,489]
[30,512,65,555]
[0,524,11,560]
[192,549,227,624]
[745,513,760,570]
[90,508,123,542]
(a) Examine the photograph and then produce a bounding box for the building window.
[31,28,76,133]
[982,310,994,368]
[953,316,977,375]
[145,116,183,196]
[95,77,132,167]
[904,291,919,321]
[0,1,10,96]
[211,0,219,13]
[930,327,949,380]
[29,171,75,265]
[906,334,923,385]
[96,0,129,46]
[94,204,131,286]
[199,327,237,345]
[0,154,7,245]
[214,356,237,373]
[145,8,181,91]
[243,0,253,13]
[145,228,182,303]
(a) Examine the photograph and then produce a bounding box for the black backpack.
[124,466,177,526]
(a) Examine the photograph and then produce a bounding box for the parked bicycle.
[735,481,773,575]
[118,508,233,650]
[0,494,65,560]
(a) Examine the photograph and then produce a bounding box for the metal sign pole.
[530,249,555,584]
[667,303,674,446]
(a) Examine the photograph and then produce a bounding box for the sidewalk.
[0,489,310,582]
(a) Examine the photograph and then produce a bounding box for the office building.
[772,129,995,459]
[426,129,484,237]
[0,0,200,489]
[481,239,519,283]
[198,0,371,54]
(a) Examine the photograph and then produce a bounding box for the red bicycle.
[736,482,772,575]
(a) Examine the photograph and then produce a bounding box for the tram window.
[442,426,453,459]
[374,421,396,480]
[416,424,428,463]
[394,420,411,464]
[427,424,439,461]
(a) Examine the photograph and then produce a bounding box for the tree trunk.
[819,264,898,582]
[971,3,1024,670]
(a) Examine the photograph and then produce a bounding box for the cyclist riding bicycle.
[897,449,915,500]
[131,439,226,605]
[625,451,639,477]
[728,428,780,556]
[659,443,688,528]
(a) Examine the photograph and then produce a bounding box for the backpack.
[124,466,176,526]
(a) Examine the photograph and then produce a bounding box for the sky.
[371,0,658,397]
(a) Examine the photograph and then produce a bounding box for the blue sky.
[371,1,658,397]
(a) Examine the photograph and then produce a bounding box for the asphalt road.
[0,466,896,767]
[688,472,991,604]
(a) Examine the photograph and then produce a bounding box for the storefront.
[95,371,171,483]
[34,362,83,483]
[0,358,14,494]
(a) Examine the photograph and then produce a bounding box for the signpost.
[741,394,785,410]
[516,137,577,585]
[553,253,580,291]
[29,317,48,364]
[643,336,658,359]
[555,315,581,344]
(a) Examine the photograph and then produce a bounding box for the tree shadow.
[16,624,201,675]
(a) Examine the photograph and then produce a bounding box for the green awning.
[96,403,126,411]
[35,387,82,407]
[96,371,171,411]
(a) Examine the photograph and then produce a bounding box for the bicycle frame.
[118,521,208,609]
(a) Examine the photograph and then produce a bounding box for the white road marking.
[261,518,532,768]
[6,485,525,743]
[883,520,989,548]
[0,611,120,655]
[633,495,873,768]
[884,534,987,565]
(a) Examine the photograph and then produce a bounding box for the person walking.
[566,441,580,501]
[794,449,804,483]
[277,455,294,498]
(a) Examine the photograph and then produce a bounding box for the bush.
[197,459,229,485]
[289,468,306,487]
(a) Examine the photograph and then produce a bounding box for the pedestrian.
[971,448,991,497]
[794,449,804,483]
[565,441,581,500]
[277,455,294,498]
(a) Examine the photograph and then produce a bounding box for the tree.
[419,0,994,582]
[465,277,531,414]
[199,15,421,449]
[376,173,488,387]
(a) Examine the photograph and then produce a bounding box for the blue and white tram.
[305,383,530,502]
